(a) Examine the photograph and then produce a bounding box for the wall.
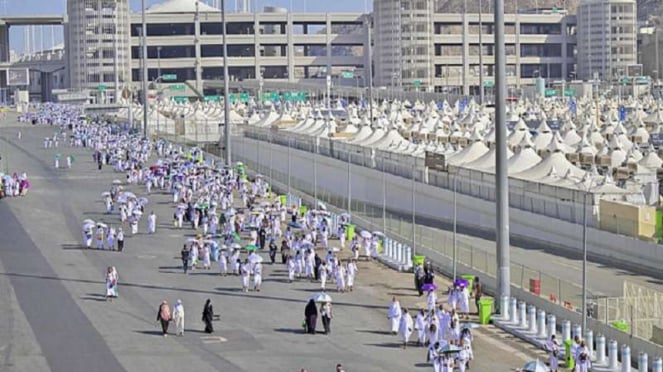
[233,135,663,276]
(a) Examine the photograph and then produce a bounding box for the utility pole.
[141,0,148,138]
[479,0,484,105]
[222,0,232,164]
[366,15,374,125]
[494,0,511,303]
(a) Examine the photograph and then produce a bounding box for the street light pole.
[494,0,511,302]
[141,0,148,139]
[347,150,352,212]
[453,171,458,280]
[222,0,231,164]
[478,0,484,105]
[411,166,416,257]
[157,46,161,137]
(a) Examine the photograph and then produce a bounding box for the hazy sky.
[6,0,370,54]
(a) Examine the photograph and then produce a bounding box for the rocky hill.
[436,0,659,22]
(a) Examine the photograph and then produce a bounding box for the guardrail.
[161,132,663,368]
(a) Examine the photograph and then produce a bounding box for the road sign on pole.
[342,71,354,79]
[413,80,422,87]
[162,74,177,81]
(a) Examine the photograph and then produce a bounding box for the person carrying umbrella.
[304,299,318,334]
[320,301,333,335]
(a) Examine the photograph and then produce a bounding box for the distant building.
[11,44,67,102]
[576,0,637,81]
[638,26,662,79]
[373,0,577,95]
[65,0,131,102]
[127,0,368,97]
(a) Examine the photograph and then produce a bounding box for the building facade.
[373,0,577,95]
[66,0,131,102]
[576,0,637,81]
[128,0,368,97]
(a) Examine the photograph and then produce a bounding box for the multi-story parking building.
[373,0,577,95]
[128,0,369,96]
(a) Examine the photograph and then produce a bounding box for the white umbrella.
[248,254,264,264]
[112,179,123,185]
[137,197,149,205]
[317,201,327,211]
[300,241,314,250]
[521,360,547,372]
[231,243,242,249]
[359,230,372,239]
[372,231,386,238]
[101,191,111,197]
[96,222,108,229]
[122,191,136,199]
[132,209,143,216]
[311,292,333,303]
[83,219,95,225]
[82,222,95,230]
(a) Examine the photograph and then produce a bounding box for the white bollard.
[562,320,571,341]
[547,314,556,339]
[596,334,606,364]
[585,329,594,357]
[536,310,547,338]
[518,302,527,328]
[608,340,619,370]
[652,357,662,372]
[404,247,412,267]
[572,323,582,340]
[528,305,537,333]
[638,352,647,372]
[396,244,403,263]
[510,297,518,323]
[621,345,631,372]
[500,296,510,320]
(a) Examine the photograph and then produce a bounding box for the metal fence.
[162,132,660,346]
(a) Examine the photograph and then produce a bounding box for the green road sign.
[169,84,186,91]
[341,71,354,79]
[564,88,575,97]
[283,92,309,102]
[97,84,106,91]
[552,6,558,13]
[413,80,422,87]
[483,81,494,88]
[622,77,630,85]
[162,74,177,81]
[204,95,221,102]
[262,92,280,102]
[172,96,188,103]
[544,88,557,97]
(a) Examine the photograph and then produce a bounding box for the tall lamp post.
[141,0,148,138]
[580,177,596,333]
[221,0,231,164]
[494,0,511,304]
[156,46,162,136]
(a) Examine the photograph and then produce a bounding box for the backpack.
[160,304,171,321]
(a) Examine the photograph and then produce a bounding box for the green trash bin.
[461,274,475,294]
[413,255,425,266]
[346,224,356,241]
[564,339,575,369]
[478,298,494,325]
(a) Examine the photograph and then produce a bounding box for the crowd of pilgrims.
[0,172,30,198]
[19,103,504,371]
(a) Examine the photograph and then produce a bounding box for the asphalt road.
[0,115,549,372]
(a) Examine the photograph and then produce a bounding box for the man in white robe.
[147,211,157,234]
[399,308,414,348]
[253,262,262,291]
[172,299,185,336]
[387,297,402,335]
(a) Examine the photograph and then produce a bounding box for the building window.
[200,22,255,35]
[131,23,194,36]
[202,66,256,81]
[201,44,255,58]
[520,24,561,35]
[520,44,562,57]
[435,44,463,56]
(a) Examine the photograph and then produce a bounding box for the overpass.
[0,15,66,63]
